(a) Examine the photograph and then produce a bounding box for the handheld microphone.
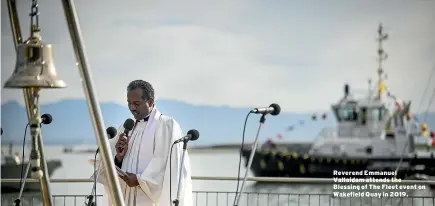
[41,113,53,125]
[250,103,281,116]
[95,127,118,154]
[123,119,135,137]
[1,128,3,135]
[117,119,135,155]
[174,129,200,144]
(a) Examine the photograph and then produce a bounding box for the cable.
[423,86,435,122]
[19,123,30,195]
[169,142,176,205]
[94,151,98,206]
[232,111,251,206]
[85,150,98,206]
[416,62,435,115]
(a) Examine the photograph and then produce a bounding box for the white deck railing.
[1,177,434,206]
[2,176,435,184]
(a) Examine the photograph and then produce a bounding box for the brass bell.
[3,38,66,89]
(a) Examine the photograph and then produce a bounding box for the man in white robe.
[92,80,193,206]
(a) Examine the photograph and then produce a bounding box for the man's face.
[127,88,153,120]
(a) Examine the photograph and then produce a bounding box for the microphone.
[174,129,200,144]
[95,127,118,154]
[117,119,135,155]
[41,113,53,125]
[1,128,3,135]
[88,126,118,206]
[123,119,135,137]
[234,103,280,206]
[250,103,281,116]
[107,127,117,139]
[172,129,199,206]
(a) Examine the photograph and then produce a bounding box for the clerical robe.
[93,107,192,206]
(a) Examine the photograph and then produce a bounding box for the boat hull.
[1,160,62,193]
[241,149,435,179]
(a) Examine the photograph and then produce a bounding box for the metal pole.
[6,0,23,48]
[6,1,54,205]
[60,0,125,205]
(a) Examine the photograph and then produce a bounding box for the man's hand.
[120,172,139,187]
[115,134,129,161]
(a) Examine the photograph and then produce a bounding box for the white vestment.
[92,107,193,206]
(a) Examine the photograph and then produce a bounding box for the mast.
[377,23,388,99]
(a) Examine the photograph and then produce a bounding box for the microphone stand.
[234,114,266,206]
[15,123,47,206]
[14,156,32,206]
[172,139,189,206]
[86,153,103,206]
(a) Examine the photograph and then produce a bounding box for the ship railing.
[310,127,337,149]
[1,177,434,206]
[315,127,337,139]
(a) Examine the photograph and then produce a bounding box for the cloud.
[1,0,434,113]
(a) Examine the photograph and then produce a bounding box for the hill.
[1,99,338,146]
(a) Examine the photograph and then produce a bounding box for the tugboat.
[241,24,435,179]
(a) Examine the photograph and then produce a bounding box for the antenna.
[377,23,388,99]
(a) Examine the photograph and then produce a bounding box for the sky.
[1,0,435,113]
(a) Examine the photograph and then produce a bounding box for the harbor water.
[1,145,433,206]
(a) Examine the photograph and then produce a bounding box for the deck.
[1,177,434,206]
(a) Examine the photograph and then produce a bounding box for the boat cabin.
[331,83,406,139]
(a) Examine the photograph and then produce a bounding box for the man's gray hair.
[127,80,155,101]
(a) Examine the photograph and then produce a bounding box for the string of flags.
[265,113,328,144]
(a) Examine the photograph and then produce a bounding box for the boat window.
[336,107,358,122]
[370,108,384,121]
[371,109,378,121]
[378,108,384,121]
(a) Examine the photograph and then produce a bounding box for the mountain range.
[1,99,434,146]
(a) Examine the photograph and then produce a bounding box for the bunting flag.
[264,113,329,145]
